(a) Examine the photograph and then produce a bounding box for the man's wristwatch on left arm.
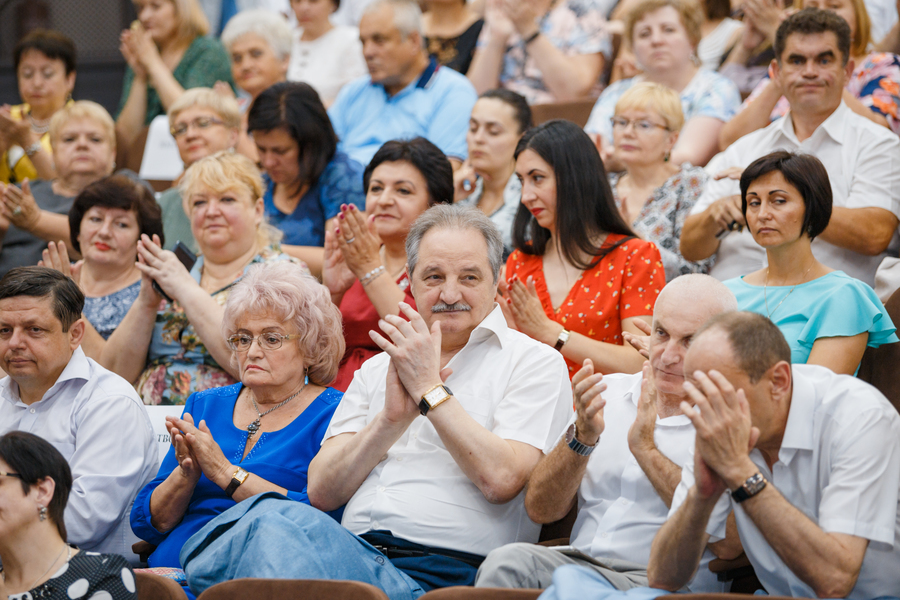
[224,467,250,498]
[419,384,453,416]
[731,472,767,503]
[565,423,596,456]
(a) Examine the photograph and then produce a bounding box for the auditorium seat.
[135,571,188,600]
[420,588,541,600]
[857,287,900,413]
[195,579,389,600]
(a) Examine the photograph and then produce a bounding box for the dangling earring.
[664,151,671,162]
[38,505,48,521]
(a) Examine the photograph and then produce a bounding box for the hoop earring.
[39,505,48,521]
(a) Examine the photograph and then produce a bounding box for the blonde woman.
[607,83,713,280]
[101,152,300,405]
[116,0,234,149]
[0,101,118,275]
[720,0,900,148]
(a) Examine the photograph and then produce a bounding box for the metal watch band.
[225,467,249,498]
[418,385,453,416]
[565,423,596,456]
[731,472,767,503]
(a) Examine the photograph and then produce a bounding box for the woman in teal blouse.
[724,151,897,374]
[116,0,233,151]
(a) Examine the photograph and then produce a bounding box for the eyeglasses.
[610,117,670,133]
[226,333,302,352]
[0,471,21,479]
[170,116,225,138]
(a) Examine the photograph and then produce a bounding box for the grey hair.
[362,0,423,39]
[406,204,503,284]
[221,9,293,61]
[660,274,738,313]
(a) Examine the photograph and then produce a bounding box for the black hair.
[479,89,533,134]
[246,82,337,196]
[703,0,732,21]
[0,267,84,332]
[774,7,851,65]
[0,431,73,540]
[69,175,164,254]
[363,138,454,205]
[739,150,832,240]
[14,29,77,76]
[512,119,636,269]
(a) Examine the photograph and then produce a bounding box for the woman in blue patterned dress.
[606,82,713,281]
[247,81,366,278]
[38,174,164,360]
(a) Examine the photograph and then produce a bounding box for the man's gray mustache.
[432,302,471,313]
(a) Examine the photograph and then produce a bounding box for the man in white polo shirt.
[474,275,740,592]
[680,8,900,286]
[300,204,571,598]
[649,311,900,598]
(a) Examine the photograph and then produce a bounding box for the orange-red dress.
[506,234,664,378]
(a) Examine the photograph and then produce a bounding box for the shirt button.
[30,408,35,413]
[378,486,386,492]
[396,457,403,461]
[600,532,609,538]
[620,499,628,505]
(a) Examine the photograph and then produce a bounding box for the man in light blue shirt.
[328,0,477,167]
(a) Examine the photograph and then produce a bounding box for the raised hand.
[572,358,606,445]
[453,160,477,202]
[623,318,652,359]
[507,274,561,346]
[334,204,384,279]
[708,195,745,233]
[135,233,196,302]
[170,413,234,488]
[39,241,83,286]
[166,413,202,482]
[628,362,658,454]
[322,226,356,296]
[484,0,517,41]
[370,301,443,400]
[1,179,41,231]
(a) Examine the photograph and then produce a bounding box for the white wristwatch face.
[423,386,450,406]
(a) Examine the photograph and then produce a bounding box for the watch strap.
[731,472,767,503]
[554,329,570,351]
[418,384,453,416]
[565,423,596,456]
[225,467,250,498]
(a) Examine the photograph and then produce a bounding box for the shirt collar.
[373,57,440,97]
[780,100,848,145]
[464,304,509,349]
[777,366,816,463]
[0,347,89,407]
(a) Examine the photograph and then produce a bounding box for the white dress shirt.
[691,102,900,285]
[0,347,159,563]
[325,305,574,557]
[670,364,900,599]
[563,373,722,592]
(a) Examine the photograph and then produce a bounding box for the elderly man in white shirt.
[0,267,158,564]
[474,275,740,592]
[302,204,572,596]
[680,8,900,286]
[648,311,900,599]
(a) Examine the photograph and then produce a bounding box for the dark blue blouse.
[130,383,343,567]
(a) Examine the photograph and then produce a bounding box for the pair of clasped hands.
[571,321,760,499]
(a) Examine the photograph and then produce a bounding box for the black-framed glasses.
[226,333,302,352]
[610,117,669,133]
[170,116,225,138]
[0,471,22,479]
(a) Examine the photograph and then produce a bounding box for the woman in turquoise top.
[725,151,897,374]
[131,261,345,568]
[116,0,234,152]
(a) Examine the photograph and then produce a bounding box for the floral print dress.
[136,247,297,405]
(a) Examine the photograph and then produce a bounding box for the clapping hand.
[628,362,658,454]
[166,413,201,482]
[334,204,383,279]
[0,105,33,148]
[507,274,562,346]
[680,370,761,496]
[484,0,517,41]
[39,241,83,285]
[322,226,357,296]
[572,359,606,445]
[168,413,233,489]
[135,234,196,302]
[623,318,652,359]
[0,179,41,231]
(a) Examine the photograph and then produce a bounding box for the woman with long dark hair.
[503,119,664,378]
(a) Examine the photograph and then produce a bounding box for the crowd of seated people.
[2,0,900,599]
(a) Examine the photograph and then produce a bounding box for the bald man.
[475,275,741,592]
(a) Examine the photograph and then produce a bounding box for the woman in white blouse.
[288,0,367,106]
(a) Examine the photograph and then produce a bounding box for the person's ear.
[68,317,85,350]
[33,476,56,509]
[65,71,76,96]
[843,56,854,83]
[770,57,782,84]
[769,360,792,402]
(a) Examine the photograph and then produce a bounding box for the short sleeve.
[177,37,234,91]
[818,406,900,546]
[549,0,612,57]
[670,447,733,542]
[87,554,139,600]
[324,356,383,440]
[318,153,366,220]
[850,53,900,134]
[796,277,899,352]
[691,146,742,214]
[584,79,633,137]
[618,239,664,318]
[490,345,573,450]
